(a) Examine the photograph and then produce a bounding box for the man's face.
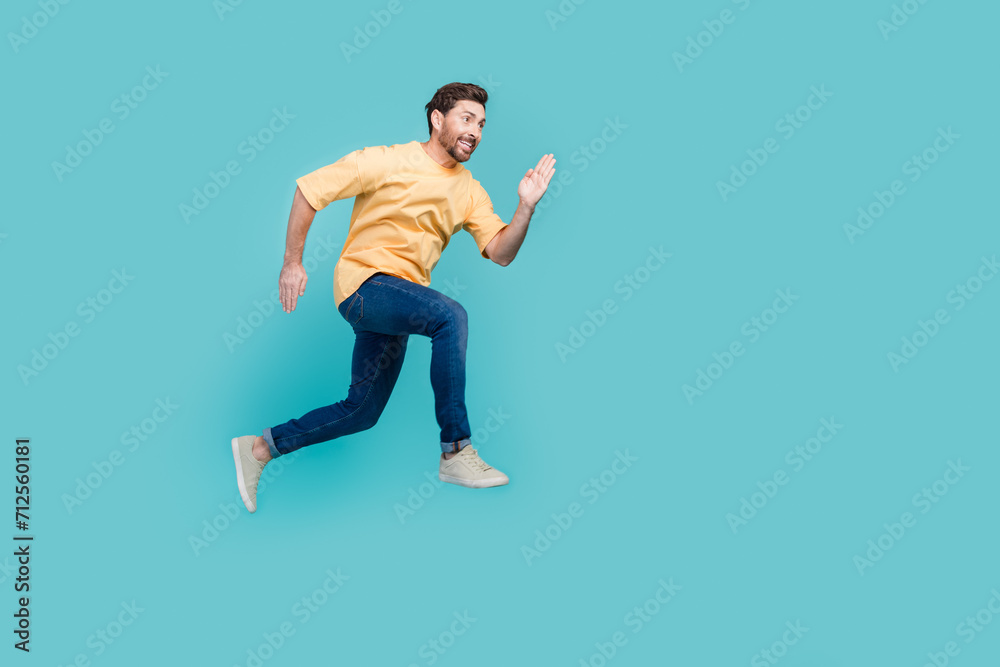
[435,100,485,163]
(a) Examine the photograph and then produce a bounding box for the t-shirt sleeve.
[295,147,380,210]
[463,179,508,259]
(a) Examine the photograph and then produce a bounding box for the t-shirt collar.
[413,140,464,174]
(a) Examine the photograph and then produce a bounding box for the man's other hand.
[279,261,308,313]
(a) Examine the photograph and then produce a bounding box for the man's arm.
[484,200,534,267]
[278,148,373,312]
[278,186,317,313]
[278,149,370,313]
[484,153,556,267]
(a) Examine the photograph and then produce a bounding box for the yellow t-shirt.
[295,140,508,308]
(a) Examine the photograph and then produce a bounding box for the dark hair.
[424,82,488,136]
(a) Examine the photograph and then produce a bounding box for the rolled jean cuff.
[263,427,281,459]
[440,438,471,454]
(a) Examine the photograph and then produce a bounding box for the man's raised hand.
[279,261,308,313]
[518,153,556,208]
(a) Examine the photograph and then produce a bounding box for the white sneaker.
[439,446,509,488]
[231,435,267,513]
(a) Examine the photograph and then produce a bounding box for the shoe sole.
[231,437,256,513]
[439,472,509,488]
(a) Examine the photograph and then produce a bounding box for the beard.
[437,126,474,163]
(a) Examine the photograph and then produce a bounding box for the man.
[231,82,556,513]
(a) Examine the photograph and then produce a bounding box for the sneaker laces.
[459,447,493,473]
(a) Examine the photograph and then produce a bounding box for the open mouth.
[458,138,474,151]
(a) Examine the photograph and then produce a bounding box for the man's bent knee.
[440,300,468,334]
[354,403,384,432]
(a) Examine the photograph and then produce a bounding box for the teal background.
[2,0,998,664]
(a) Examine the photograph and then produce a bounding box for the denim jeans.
[263,272,472,458]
